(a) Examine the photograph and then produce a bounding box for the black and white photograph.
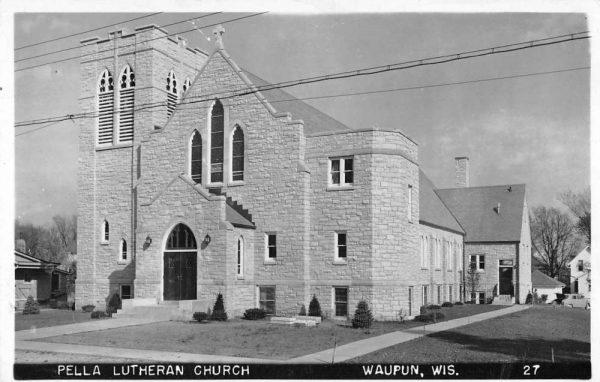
[4,1,595,380]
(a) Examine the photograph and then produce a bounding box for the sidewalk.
[15,316,170,341]
[16,305,529,364]
[289,304,529,363]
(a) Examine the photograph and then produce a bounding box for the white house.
[569,246,590,299]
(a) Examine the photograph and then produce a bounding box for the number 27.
[523,365,540,376]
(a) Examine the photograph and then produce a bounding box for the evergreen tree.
[211,293,228,321]
[22,295,40,315]
[308,294,322,317]
[352,300,374,328]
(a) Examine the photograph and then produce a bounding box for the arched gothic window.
[166,224,197,249]
[166,70,178,117]
[120,239,128,262]
[231,125,244,181]
[118,65,135,143]
[210,99,224,183]
[237,236,244,276]
[190,130,202,184]
[97,69,114,145]
[183,78,191,94]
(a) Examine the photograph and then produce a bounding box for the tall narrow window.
[420,236,427,268]
[408,286,414,316]
[335,232,347,261]
[422,285,429,306]
[266,234,277,260]
[118,65,135,143]
[231,125,244,181]
[334,287,348,317]
[237,237,244,277]
[407,185,413,222]
[97,69,114,145]
[119,239,128,262]
[434,239,441,269]
[102,220,109,243]
[190,130,202,184]
[448,285,453,302]
[210,99,224,183]
[437,285,441,304]
[446,241,453,270]
[166,70,178,118]
[458,243,463,271]
[183,78,191,93]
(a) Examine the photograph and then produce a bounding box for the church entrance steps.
[491,294,515,305]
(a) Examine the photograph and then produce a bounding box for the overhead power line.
[14,30,590,128]
[15,13,163,51]
[15,12,268,72]
[15,119,67,137]
[15,12,220,63]
[14,65,590,131]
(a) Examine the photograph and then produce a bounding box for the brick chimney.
[455,156,470,188]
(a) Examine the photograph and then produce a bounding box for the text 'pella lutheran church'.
[76,25,531,320]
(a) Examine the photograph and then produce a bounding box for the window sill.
[96,142,133,151]
[228,181,245,187]
[100,241,109,246]
[327,185,354,192]
[263,259,277,265]
[207,182,224,188]
[333,259,348,265]
[117,260,130,265]
[236,275,244,280]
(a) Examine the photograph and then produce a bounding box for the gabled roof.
[532,270,565,288]
[435,184,526,243]
[419,170,464,235]
[242,71,352,135]
[569,246,590,265]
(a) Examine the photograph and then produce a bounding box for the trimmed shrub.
[351,300,374,329]
[414,312,445,322]
[454,301,464,306]
[441,302,454,308]
[243,308,267,320]
[90,311,110,319]
[106,293,122,314]
[22,296,40,315]
[299,304,307,316]
[541,294,548,303]
[525,292,533,304]
[193,312,209,322]
[81,304,95,313]
[426,304,441,310]
[419,306,428,315]
[308,295,322,317]
[211,293,228,321]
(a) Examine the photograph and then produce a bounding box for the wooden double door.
[163,251,197,300]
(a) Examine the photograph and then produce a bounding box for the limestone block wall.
[464,242,518,302]
[418,224,464,308]
[76,26,207,308]
[138,50,308,316]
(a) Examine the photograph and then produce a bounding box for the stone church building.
[76,25,531,320]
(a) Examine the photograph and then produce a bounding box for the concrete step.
[492,295,515,305]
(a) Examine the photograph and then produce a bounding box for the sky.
[10,9,592,226]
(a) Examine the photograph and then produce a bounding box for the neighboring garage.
[531,270,565,303]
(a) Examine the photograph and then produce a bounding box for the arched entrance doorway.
[163,224,197,300]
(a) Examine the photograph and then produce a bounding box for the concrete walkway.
[289,304,529,363]
[16,305,529,364]
[16,316,170,341]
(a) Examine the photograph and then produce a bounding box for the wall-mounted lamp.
[145,235,152,246]
[203,234,211,246]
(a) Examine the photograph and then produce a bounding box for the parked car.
[561,294,590,309]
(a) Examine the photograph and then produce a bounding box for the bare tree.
[559,187,591,246]
[531,206,579,279]
[43,215,77,262]
[465,263,480,302]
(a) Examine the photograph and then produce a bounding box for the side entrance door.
[499,266,514,295]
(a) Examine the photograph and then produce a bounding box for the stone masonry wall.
[464,242,518,302]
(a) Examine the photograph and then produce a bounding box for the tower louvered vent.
[97,70,114,145]
[118,65,135,143]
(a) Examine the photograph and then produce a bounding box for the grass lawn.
[15,310,92,331]
[39,304,503,360]
[350,305,590,363]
